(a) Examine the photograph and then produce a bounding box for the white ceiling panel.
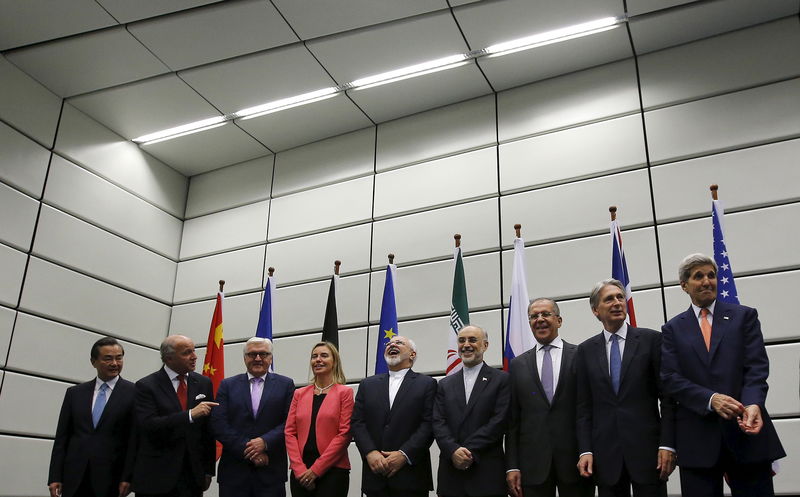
[272,0,448,40]
[236,93,373,152]
[629,0,800,54]
[0,0,117,50]
[180,44,336,114]
[128,0,298,70]
[478,26,632,91]
[625,0,698,17]
[140,122,269,176]
[306,11,470,83]
[453,0,624,49]
[96,0,223,24]
[5,26,169,97]
[347,62,492,123]
[68,74,222,139]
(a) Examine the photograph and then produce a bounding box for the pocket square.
[195,394,206,400]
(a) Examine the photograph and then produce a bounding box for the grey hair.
[589,279,625,310]
[459,325,488,341]
[244,336,273,355]
[678,253,717,283]
[160,335,181,362]
[529,298,560,317]
[389,336,418,365]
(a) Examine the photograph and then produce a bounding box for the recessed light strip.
[485,16,623,57]
[236,87,339,120]
[133,116,227,144]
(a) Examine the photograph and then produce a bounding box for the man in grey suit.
[506,298,593,497]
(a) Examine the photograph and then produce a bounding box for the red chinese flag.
[202,291,224,460]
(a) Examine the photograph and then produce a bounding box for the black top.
[302,393,326,467]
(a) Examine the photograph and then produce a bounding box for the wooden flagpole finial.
[514,224,522,238]
[609,206,617,221]
[334,260,341,275]
[218,280,225,292]
[454,234,461,248]
[710,184,719,200]
[268,267,275,277]
[388,253,395,264]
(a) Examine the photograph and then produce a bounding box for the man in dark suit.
[211,337,295,497]
[661,254,785,496]
[576,279,676,497]
[48,337,135,497]
[351,335,437,497]
[433,325,510,497]
[506,298,593,497]
[132,334,218,497]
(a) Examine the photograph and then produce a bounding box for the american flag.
[712,199,739,304]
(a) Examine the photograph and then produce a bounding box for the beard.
[385,353,403,367]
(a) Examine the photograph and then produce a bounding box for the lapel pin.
[195,394,206,400]
[482,377,488,381]
[723,316,730,320]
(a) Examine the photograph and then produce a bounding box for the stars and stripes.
[712,199,739,304]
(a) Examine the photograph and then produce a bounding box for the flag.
[712,199,739,304]
[202,290,224,460]
[375,264,398,374]
[504,236,535,371]
[610,217,637,327]
[447,245,469,375]
[255,273,276,372]
[321,274,339,348]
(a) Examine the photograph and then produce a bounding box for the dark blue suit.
[661,301,785,494]
[211,372,295,497]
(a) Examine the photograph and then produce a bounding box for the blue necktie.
[610,334,621,394]
[541,345,554,403]
[92,383,109,427]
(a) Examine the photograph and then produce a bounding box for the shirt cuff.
[506,468,520,473]
[188,411,194,423]
[398,450,411,465]
[707,393,716,412]
[579,452,592,457]
[658,446,676,453]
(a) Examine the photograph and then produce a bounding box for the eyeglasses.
[457,336,482,344]
[245,352,272,359]
[529,312,556,320]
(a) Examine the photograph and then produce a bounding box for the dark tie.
[177,374,188,410]
[92,382,108,427]
[541,345,554,403]
[610,334,621,394]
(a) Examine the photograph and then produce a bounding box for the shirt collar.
[463,362,483,377]
[163,365,181,381]
[95,375,120,390]
[388,367,411,379]
[603,322,628,342]
[691,300,717,319]
[247,372,267,381]
[536,335,563,351]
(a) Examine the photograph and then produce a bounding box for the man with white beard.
[351,336,438,497]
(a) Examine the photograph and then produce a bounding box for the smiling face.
[681,263,718,308]
[528,300,562,345]
[384,336,415,371]
[592,284,627,332]
[310,345,334,379]
[91,345,124,381]
[457,326,488,368]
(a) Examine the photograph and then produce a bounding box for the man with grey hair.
[662,254,784,496]
[352,335,437,497]
[576,280,676,497]
[211,337,295,497]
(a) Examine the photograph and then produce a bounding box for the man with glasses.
[506,299,593,497]
[211,337,295,497]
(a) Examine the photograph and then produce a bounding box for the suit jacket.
[351,370,437,493]
[48,377,136,497]
[576,327,675,486]
[506,341,584,486]
[661,302,785,468]
[285,383,353,478]
[433,363,510,497]
[211,372,295,489]
[132,369,215,494]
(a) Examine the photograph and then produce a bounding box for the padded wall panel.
[368,253,501,322]
[498,59,639,142]
[0,306,14,368]
[268,176,373,241]
[185,155,273,218]
[374,147,497,219]
[646,78,800,165]
[173,246,265,303]
[169,292,262,345]
[499,114,646,193]
[0,435,53,497]
[773,419,799,494]
[652,139,800,222]
[272,274,370,335]
[639,18,800,109]
[371,198,499,269]
[273,127,375,196]
[376,95,496,172]
[0,56,61,148]
[180,201,269,259]
[0,243,26,307]
[0,182,38,251]
[0,122,50,197]
[270,327,368,385]
[33,205,176,302]
[19,257,170,347]
[45,155,182,259]
[266,224,372,284]
[8,313,160,383]
[55,105,187,218]
[500,169,654,246]
[0,372,70,436]
[766,343,800,416]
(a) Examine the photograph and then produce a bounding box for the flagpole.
[609,205,617,221]
[268,267,274,278]
[334,260,341,275]
[218,279,225,293]
[710,183,718,200]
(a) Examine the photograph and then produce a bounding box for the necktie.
[92,382,108,427]
[610,334,621,394]
[541,345,554,403]
[700,308,712,351]
[177,374,188,410]
[251,377,264,416]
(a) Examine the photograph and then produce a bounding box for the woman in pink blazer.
[285,341,353,497]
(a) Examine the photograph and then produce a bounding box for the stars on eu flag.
[383,328,396,340]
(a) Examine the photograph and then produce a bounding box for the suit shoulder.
[271,372,295,386]
[632,327,661,338]
[510,348,536,368]
[577,333,603,349]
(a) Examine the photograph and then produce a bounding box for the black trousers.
[680,448,774,497]
[290,468,349,497]
[597,462,666,497]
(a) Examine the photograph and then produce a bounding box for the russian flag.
[504,236,535,370]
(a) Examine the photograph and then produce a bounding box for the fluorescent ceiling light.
[133,116,226,144]
[485,16,622,57]
[351,54,470,91]
[236,87,339,120]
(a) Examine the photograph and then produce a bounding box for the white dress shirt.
[603,322,628,374]
[388,367,410,408]
[92,375,120,410]
[462,362,483,403]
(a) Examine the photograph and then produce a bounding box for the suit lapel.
[391,371,414,414]
[590,333,614,392]
[78,381,95,428]
[156,369,183,411]
[709,302,731,361]
[552,344,573,406]
[462,364,490,422]
[681,308,710,364]
[96,378,125,428]
[619,328,639,392]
